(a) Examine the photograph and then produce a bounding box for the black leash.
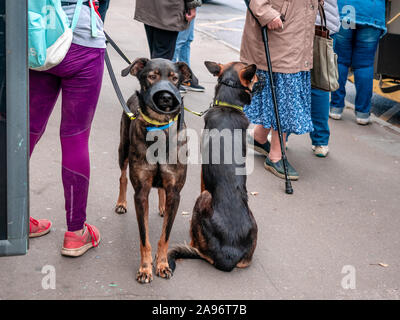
[104,47,135,120]
[104,31,132,65]
[104,30,136,119]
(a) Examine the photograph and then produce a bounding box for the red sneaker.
[29,217,52,238]
[61,223,101,257]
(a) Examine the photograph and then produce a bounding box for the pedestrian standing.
[134,0,202,60]
[241,0,321,180]
[329,0,386,125]
[310,0,340,157]
[29,0,109,257]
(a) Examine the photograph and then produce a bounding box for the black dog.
[115,58,192,283]
[168,61,258,272]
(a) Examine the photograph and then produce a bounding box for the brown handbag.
[311,3,340,92]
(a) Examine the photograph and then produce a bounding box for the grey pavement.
[1,1,400,300]
[196,0,246,50]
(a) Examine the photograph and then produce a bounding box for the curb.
[345,101,400,135]
[194,27,240,53]
[346,100,400,134]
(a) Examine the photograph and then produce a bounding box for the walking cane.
[244,0,293,194]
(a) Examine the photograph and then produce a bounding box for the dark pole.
[0,0,29,256]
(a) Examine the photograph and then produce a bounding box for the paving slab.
[1,1,400,300]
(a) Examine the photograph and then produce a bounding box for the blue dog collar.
[146,121,176,132]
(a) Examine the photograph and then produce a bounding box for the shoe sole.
[29,222,52,238]
[263,162,299,181]
[249,143,269,157]
[182,86,205,92]
[329,114,342,120]
[314,152,328,157]
[312,147,329,157]
[356,119,369,125]
[61,235,101,257]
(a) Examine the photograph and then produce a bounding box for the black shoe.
[264,156,299,180]
[179,85,187,94]
[182,81,205,92]
[247,134,270,156]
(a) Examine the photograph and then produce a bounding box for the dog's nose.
[152,89,179,113]
[158,92,173,105]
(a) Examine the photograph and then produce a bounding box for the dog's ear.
[175,62,193,84]
[239,64,257,87]
[121,58,149,77]
[204,61,222,77]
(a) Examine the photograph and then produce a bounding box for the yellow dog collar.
[214,100,244,112]
[138,109,179,129]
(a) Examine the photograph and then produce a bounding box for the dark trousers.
[98,0,110,22]
[144,24,179,60]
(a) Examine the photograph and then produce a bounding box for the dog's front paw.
[115,203,127,214]
[136,266,153,284]
[156,262,173,279]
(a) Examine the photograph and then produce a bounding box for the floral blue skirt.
[244,70,313,135]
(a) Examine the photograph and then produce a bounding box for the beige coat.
[240,0,319,73]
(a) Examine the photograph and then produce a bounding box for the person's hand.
[185,8,196,22]
[267,15,283,30]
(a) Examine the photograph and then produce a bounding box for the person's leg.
[173,21,193,63]
[330,26,354,117]
[58,45,105,233]
[172,37,182,62]
[264,71,312,180]
[310,88,330,146]
[178,19,195,66]
[28,70,61,237]
[29,70,61,156]
[148,26,179,60]
[247,125,271,155]
[178,19,205,91]
[352,25,381,123]
[268,130,286,162]
[144,24,155,57]
[264,130,298,180]
[253,125,270,144]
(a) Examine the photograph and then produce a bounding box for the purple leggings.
[29,44,105,232]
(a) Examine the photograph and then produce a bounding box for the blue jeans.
[310,88,330,146]
[173,19,195,66]
[330,24,381,117]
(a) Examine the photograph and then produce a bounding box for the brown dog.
[168,61,258,273]
[115,58,192,283]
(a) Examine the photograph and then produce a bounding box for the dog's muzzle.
[144,81,182,114]
[251,71,266,96]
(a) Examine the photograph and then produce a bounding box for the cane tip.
[285,182,293,195]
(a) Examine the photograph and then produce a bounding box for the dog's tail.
[167,244,203,272]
